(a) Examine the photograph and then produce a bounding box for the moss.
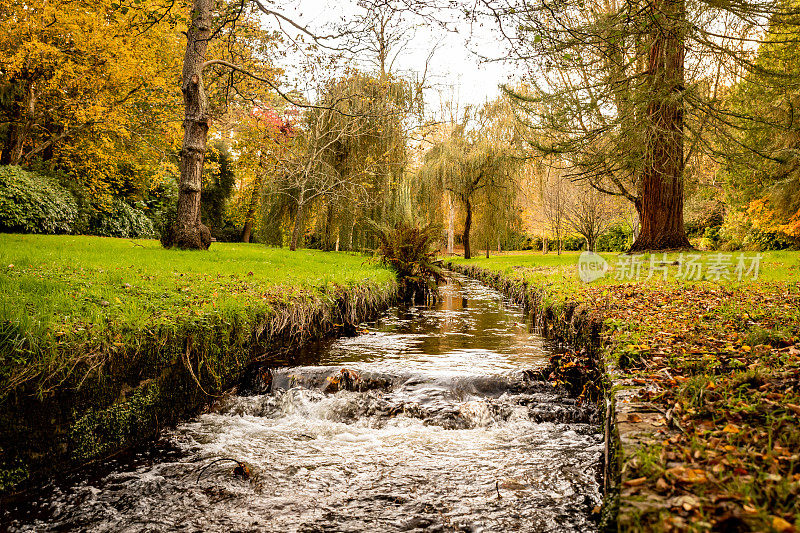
[70,381,161,462]
[0,460,29,493]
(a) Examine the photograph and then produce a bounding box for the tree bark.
[162,0,212,250]
[630,0,691,252]
[290,198,305,251]
[557,229,562,255]
[2,79,36,166]
[463,197,472,259]
[241,172,264,243]
[447,193,454,254]
[323,202,336,251]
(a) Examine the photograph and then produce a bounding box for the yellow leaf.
[772,516,794,532]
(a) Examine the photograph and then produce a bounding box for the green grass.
[0,234,395,399]
[452,250,800,289]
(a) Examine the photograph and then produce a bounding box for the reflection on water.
[301,275,553,374]
[3,274,602,533]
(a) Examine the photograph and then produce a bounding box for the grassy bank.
[451,251,800,532]
[0,234,397,492]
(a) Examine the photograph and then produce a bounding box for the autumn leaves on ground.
[455,251,800,532]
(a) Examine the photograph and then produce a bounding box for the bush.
[89,199,157,238]
[372,220,444,301]
[0,166,78,234]
[719,210,797,251]
[527,236,543,251]
[692,226,722,250]
[562,235,585,251]
[741,228,796,251]
[597,224,633,252]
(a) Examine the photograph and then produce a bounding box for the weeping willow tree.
[420,101,521,259]
[258,71,419,250]
[316,71,419,251]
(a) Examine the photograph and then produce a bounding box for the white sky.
[266,0,517,116]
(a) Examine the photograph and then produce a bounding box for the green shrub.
[0,166,78,234]
[90,199,156,238]
[597,224,633,252]
[562,235,584,251]
[742,228,796,251]
[372,220,444,301]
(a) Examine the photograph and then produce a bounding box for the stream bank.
[448,258,800,532]
[0,279,398,495]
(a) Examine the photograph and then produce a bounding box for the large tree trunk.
[630,0,691,252]
[463,197,472,259]
[162,0,212,250]
[290,199,305,251]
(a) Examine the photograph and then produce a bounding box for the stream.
[3,274,602,532]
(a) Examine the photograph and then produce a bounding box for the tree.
[232,106,296,243]
[541,167,567,255]
[160,0,215,249]
[267,80,389,251]
[0,0,182,207]
[421,104,520,259]
[200,143,237,237]
[160,0,349,249]
[564,182,620,252]
[486,0,800,250]
[721,4,800,243]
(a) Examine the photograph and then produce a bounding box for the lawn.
[454,250,800,288]
[0,234,395,400]
[451,250,800,532]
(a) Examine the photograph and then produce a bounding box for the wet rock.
[238,364,273,395]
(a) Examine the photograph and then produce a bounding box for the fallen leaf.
[772,516,794,532]
[624,477,647,487]
[666,466,708,483]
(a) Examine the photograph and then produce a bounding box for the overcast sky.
[265,0,517,116]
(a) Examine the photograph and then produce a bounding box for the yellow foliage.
[0,0,185,202]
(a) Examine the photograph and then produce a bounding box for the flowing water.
[3,275,603,533]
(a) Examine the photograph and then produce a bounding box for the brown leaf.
[624,477,647,487]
